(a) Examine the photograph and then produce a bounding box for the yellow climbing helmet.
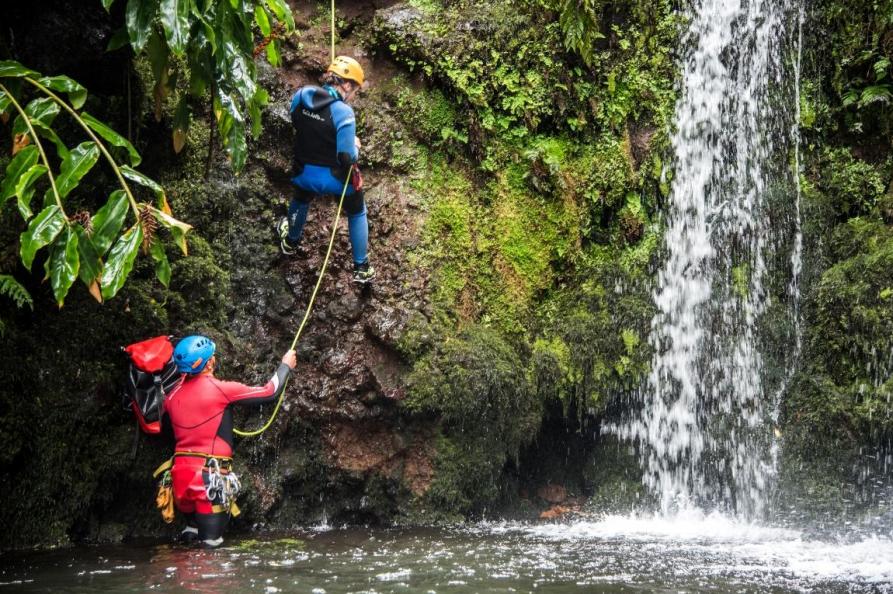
[327,56,365,86]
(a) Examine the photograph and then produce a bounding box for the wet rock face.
[203,36,443,530]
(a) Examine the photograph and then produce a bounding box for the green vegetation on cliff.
[371,0,677,513]
[785,0,893,455]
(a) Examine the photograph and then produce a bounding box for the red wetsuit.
[164,363,290,514]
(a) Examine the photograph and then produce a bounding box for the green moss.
[395,85,465,150]
[403,325,541,515]
[786,216,893,445]
[420,433,501,516]
[817,147,886,218]
[732,264,750,300]
[531,336,581,408]
[405,325,539,440]
[406,0,442,13]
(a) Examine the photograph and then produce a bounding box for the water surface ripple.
[1,518,890,593]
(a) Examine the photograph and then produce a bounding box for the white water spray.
[611,0,804,518]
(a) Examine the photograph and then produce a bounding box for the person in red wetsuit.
[162,335,297,547]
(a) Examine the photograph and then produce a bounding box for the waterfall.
[611,0,804,518]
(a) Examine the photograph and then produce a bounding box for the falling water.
[612,0,804,518]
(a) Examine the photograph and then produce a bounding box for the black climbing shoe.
[178,526,199,544]
[278,217,307,257]
[352,261,375,284]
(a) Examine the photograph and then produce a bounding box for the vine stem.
[206,83,216,180]
[24,77,142,220]
[0,82,65,216]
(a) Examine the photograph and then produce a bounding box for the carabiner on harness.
[205,457,241,507]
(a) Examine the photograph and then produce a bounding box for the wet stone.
[328,292,363,322]
[364,305,408,348]
[376,6,424,35]
[269,288,297,316]
[297,332,333,362]
[323,350,352,376]
[337,397,368,421]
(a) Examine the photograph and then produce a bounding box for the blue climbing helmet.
[173,335,216,374]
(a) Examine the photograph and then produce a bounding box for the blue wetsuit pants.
[286,186,369,265]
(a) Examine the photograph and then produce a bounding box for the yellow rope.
[331,0,336,63]
[234,169,353,437]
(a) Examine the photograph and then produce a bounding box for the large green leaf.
[220,41,256,101]
[0,88,11,117]
[264,0,294,31]
[91,190,129,254]
[160,0,192,55]
[120,165,166,201]
[14,164,48,219]
[74,225,102,286]
[20,205,65,271]
[29,118,70,161]
[126,0,157,53]
[82,112,142,166]
[147,28,170,82]
[0,145,38,205]
[53,142,100,199]
[107,27,131,52]
[219,1,252,53]
[101,223,143,300]
[11,97,60,135]
[214,91,247,172]
[266,38,281,68]
[102,0,118,11]
[149,239,171,287]
[149,205,191,255]
[0,60,39,78]
[172,97,191,153]
[254,5,272,36]
[47,226,79,307]
[35,75,87,109]
[146,29,172,121]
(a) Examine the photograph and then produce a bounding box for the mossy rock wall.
[776,0,893,514]
[5,0,893,549]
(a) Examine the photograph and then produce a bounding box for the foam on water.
[518,511,799,542]
[506,516,893,585]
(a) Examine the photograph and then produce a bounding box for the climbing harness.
[205,457,242,516]
[152,452,243,518]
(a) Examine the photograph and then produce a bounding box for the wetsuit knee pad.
[344,190,365,217]
[195,511,229,548]
[293,187,314,204]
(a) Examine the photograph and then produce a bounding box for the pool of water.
[2,512,891,593]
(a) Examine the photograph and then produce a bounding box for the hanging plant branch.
[0,82,63,215]
[25,77,142,218]
[103,0,295,172]
[0,60,192,308]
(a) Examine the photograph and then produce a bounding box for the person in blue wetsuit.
[278,55,374,284]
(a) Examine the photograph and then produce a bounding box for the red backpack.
[123,336,182,434]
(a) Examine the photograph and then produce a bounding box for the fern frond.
[0,274,34,310]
